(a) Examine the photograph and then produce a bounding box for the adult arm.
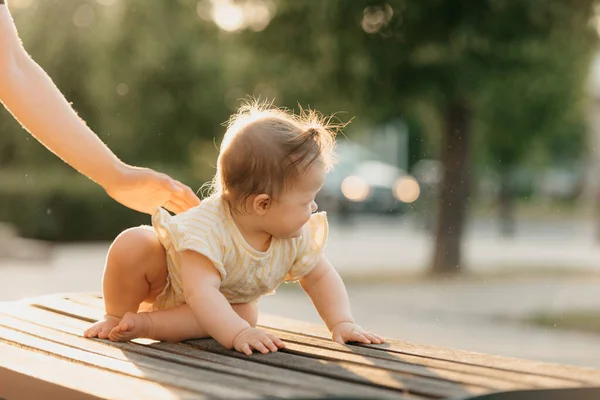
[0,4,199,214]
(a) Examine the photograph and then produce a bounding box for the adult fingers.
[171,180,200,211]
[162,199,185,214]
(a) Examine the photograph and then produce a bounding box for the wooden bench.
[1,293,600,399]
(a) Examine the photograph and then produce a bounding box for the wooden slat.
[0,324,263,399]
[31,295,483,398]
[261,329,582,388]
[65,293,593,390]
[21,296,440,399]
[32,296,104,322]
[4,292,600,400]
[29,293,600,397]
[275,341,540,390]
[0,305,407,400]
[188,339,485,398]
[149,342,412,400]
[59,294,600,389]
[67,293,105,310]
[0,312,324,399]
[259,313,600,385]
[37,296,485,398]
[60,294,583,389]
[0,342,201,400]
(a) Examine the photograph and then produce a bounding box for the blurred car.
[536,167,584,201]
[317,142,420,215]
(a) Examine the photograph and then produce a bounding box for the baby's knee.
[108,226,164,268]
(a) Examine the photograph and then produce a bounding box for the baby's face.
[264,163,326,239]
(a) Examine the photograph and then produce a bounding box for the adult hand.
[104,164,200,215]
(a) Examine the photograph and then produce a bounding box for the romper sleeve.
[285,212,329,282]
[152,207,226,280]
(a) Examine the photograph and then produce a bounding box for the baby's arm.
[180,250,284,355]
[299,255,385,344]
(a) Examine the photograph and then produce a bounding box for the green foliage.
[475,1,596,171]
[526,310,600,335]
[0,169,147,241]
[0,0,597,243]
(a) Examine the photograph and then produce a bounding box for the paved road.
[327,214,600,274]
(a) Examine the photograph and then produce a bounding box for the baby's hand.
[232,327,285,356]
[331,322,385,345]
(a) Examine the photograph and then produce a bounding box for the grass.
[338,266,600,285]
[472,198,593,221]
[525,311,600,335]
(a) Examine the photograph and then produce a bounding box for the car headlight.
[341,176,370,202]
[393,176,420,203]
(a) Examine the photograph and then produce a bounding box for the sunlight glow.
[202,0,275,33]
[9,0,32,9]
[594,4,600,38]
[244,0,274,32]
[212,0,245,32]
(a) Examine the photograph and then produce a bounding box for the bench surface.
[1,293,600,400]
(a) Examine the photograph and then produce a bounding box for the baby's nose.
[311,201,318,213]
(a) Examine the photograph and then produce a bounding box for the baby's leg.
[84,227,168,339]
[109,301,259,343]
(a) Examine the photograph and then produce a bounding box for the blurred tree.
[1,0,596,253]
[88,0,232,169]
[476,47,593,236]
[239,0,597,274]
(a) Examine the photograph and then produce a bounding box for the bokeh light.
[361,4,393,34]
[73,4,95,28]
[341,176,370,202]
[197,0,276,32]
[116,83,129,96]
[212,0,245,32]
[393,176,420,203]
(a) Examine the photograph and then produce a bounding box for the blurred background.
[2,0,600,367]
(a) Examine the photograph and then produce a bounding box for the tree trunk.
[498,168,516,237]
[430,101,471,275]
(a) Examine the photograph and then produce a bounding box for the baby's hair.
[212,98,344,212]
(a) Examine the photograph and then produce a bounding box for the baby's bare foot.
[108,312,152,342]
[84,315,121,339]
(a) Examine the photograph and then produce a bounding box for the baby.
[84,101,384,355]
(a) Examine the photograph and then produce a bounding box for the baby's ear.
[252,194,271,215]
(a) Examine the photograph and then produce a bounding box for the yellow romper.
[150,194,328,310]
